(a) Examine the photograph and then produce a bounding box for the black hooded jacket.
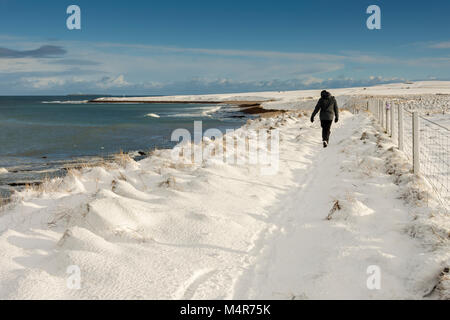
[311,91,339,121]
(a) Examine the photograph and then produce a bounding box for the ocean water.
[0,96,250,196]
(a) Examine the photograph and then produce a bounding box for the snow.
[234,114,449,299]
[0,81,449,299]
[92,81,450,111]
[145,113,160,118]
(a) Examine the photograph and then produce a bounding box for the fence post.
[412,112,420,174]
[386,104,389,134]
[375,100,377,120]
[390,102,394,138]
[381,101,384,126]
[375,100,378,121]
[378,100,381,125]
[398,105,404,151]
[380,100,383,125]
[379,100,382,126]
[377,100,380,122]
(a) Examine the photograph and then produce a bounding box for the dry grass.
[360,131,368,141]
[436,267,450,298]
[424,267,450,299]
[14,159,118,197]
[118,172,128,181]
[23,174,65,194]
[149,147,160,157]
[0,196,12,208]
[159,176,176,188]
[397,175,431,206]
[111,179,117,192]
[57,228,72,247]
[114,150,133,168]
[65,159,111,171]
[326,200,342,220]
[47,208,72,228]
[24,181,45,193]
[66,167,82,178]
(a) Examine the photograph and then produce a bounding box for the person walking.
[310,90,339,148]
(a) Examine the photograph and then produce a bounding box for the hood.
[321,90,331,99]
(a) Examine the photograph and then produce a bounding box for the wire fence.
[418,116,449,207]
[403,109,413,163]
[364,98,449,209]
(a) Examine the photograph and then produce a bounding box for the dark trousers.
[320,120,332,142]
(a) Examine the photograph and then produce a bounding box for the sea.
[0,96,251,197]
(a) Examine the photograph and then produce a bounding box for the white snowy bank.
[0,105,448,299]
[92,81,450,111]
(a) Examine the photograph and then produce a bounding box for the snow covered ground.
[1,81,449,299]
[93,81,450,111]
[234,113,449,299]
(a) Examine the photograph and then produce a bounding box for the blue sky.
[0,0,449,95]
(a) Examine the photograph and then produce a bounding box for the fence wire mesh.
[391,103,397,142]
[364,98,449,209]
[417,116,449,207]
[403,109,413,162]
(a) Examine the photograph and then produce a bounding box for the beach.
[0,81,449,299]
[0,97,254,198]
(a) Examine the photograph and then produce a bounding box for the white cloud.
[0,36,449,94]
[94,42,346,61]
[301,77,324,86]
[97,75,130,88]
[429,42,450,49]
[0,73,411,95]
[20,77,66,89]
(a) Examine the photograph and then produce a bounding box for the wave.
[145,113,160,118]
[165,106,223,118]
[202,106,222,116]
[41,100,88,104]
[0,168,8,174]
[166,113,202,118]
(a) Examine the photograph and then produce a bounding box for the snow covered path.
[0,111,447,299]
[233,114,438,299]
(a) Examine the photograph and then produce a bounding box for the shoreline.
[89,98,287,116]
[4,82,449,200]
[89,98,281,111]
[89,99,268,105]
[0,103,285,200]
